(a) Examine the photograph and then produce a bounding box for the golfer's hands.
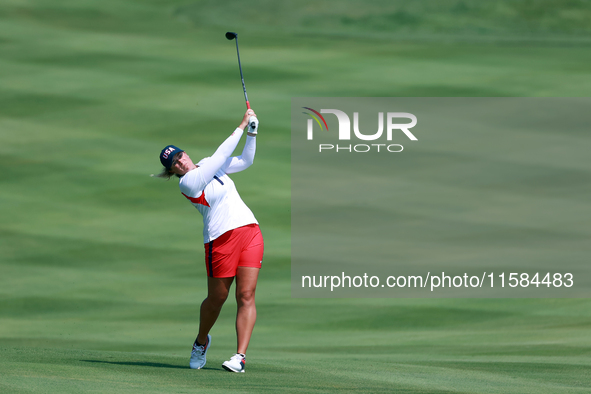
[239,109,257,130]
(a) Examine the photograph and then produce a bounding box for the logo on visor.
[162,147,176,159]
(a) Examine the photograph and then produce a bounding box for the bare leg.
[235,267,260,354]
[197,276,234,345]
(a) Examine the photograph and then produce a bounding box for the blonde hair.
[152,151,184,180]
[151,167,179,180]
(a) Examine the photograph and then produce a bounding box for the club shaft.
[234,37,250,109]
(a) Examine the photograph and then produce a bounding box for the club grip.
[246,101,251,110]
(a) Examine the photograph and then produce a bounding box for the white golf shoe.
[189,334,211,369]
[222,353,246,373]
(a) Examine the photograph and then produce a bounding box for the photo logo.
[303,108,418,153]
[302,107,329,136]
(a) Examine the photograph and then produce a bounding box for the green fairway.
[1,0,591,393]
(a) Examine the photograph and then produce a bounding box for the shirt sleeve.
[222,135,256,174]
[179,127,245,197]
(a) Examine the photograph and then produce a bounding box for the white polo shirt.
[179,160,257,243]
[177,127,258,243]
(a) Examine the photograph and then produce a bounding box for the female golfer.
[156,109,262,373]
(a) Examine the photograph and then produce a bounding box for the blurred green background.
[1,0,590,393]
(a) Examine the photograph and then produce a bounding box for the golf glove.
[248,116,259,136]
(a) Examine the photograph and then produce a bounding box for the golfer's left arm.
[223,134,256,174]
[224,110,258,174]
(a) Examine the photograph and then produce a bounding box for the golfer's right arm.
[180,110,255,193]
[223,109,258,174]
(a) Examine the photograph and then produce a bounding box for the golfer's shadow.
[80,359,221,370]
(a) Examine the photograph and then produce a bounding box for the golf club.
[225,31,258,132]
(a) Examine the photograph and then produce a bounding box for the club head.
[225,32,237,40]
